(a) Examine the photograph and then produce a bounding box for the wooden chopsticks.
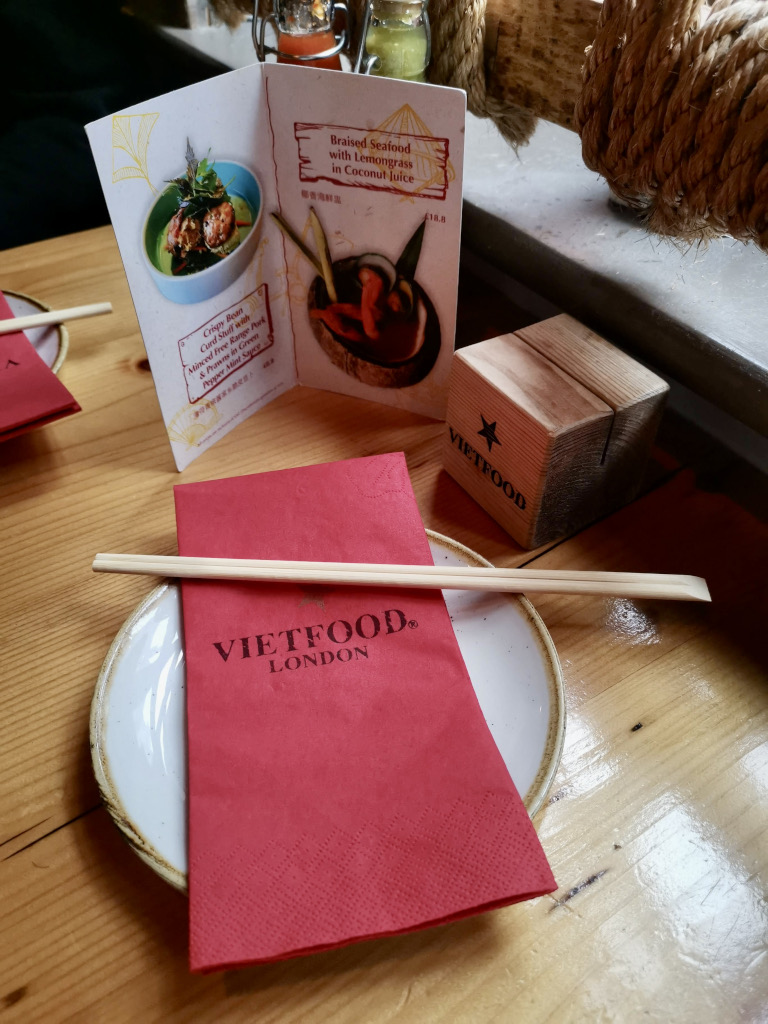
[0,302,113,334]
[92,553,711,601]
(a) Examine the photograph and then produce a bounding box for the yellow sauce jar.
[364,0,430,82]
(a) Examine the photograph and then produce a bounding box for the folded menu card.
[175,453,555,972]
[0,292,80,441]
[86,63,465,471]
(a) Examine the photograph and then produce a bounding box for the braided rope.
[426,0,536,146]
[576,0,768,247]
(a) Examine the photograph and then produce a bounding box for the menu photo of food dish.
[86,62,466,470]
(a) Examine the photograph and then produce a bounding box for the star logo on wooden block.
[477,415,501,453]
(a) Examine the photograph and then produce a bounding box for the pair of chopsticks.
[0,301,112,335]
[92,553,711,601]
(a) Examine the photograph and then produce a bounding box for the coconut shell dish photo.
[273,211,441,388]
[308,253,440,388]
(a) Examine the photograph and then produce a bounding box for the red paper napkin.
[175,453,555,972]
[0,293,80,441]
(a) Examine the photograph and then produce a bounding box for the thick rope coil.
[576,0,768,248]
[425,0,536,147]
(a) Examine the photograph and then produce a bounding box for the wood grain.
[444,333,613,546]
[516,314,668,409]
[516,315,669,537]
[1,226,767,1023]
[443,321,667,548]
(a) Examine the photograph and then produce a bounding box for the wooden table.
[1,226,767,1022]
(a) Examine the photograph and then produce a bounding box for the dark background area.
[1,0,225,250]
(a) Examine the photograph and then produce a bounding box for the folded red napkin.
[175,453,555,972]
[0,292,80,441]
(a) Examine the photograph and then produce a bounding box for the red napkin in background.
[175,453,555,972]
[0,292,80,441]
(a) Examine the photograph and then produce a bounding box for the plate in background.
[3,290,68,372]
[90,531,565,891]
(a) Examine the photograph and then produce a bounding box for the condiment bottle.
[273,0,343,70]
[363,0,430,82]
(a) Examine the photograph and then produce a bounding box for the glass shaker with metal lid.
[255,0,347,70]
[355,0,430,82]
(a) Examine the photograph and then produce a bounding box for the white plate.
[90,531,565,892]
[3,290,68,372]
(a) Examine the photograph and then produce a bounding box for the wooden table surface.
[1,226,767,1023]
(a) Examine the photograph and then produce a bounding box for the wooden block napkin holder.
[442,315,669,549]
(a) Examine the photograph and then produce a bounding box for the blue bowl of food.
[142,157,262,304]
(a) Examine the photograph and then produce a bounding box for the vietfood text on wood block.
[442,315,669,549]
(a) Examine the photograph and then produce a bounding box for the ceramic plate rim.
[3,289,69,373]
[90,530,565,892]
